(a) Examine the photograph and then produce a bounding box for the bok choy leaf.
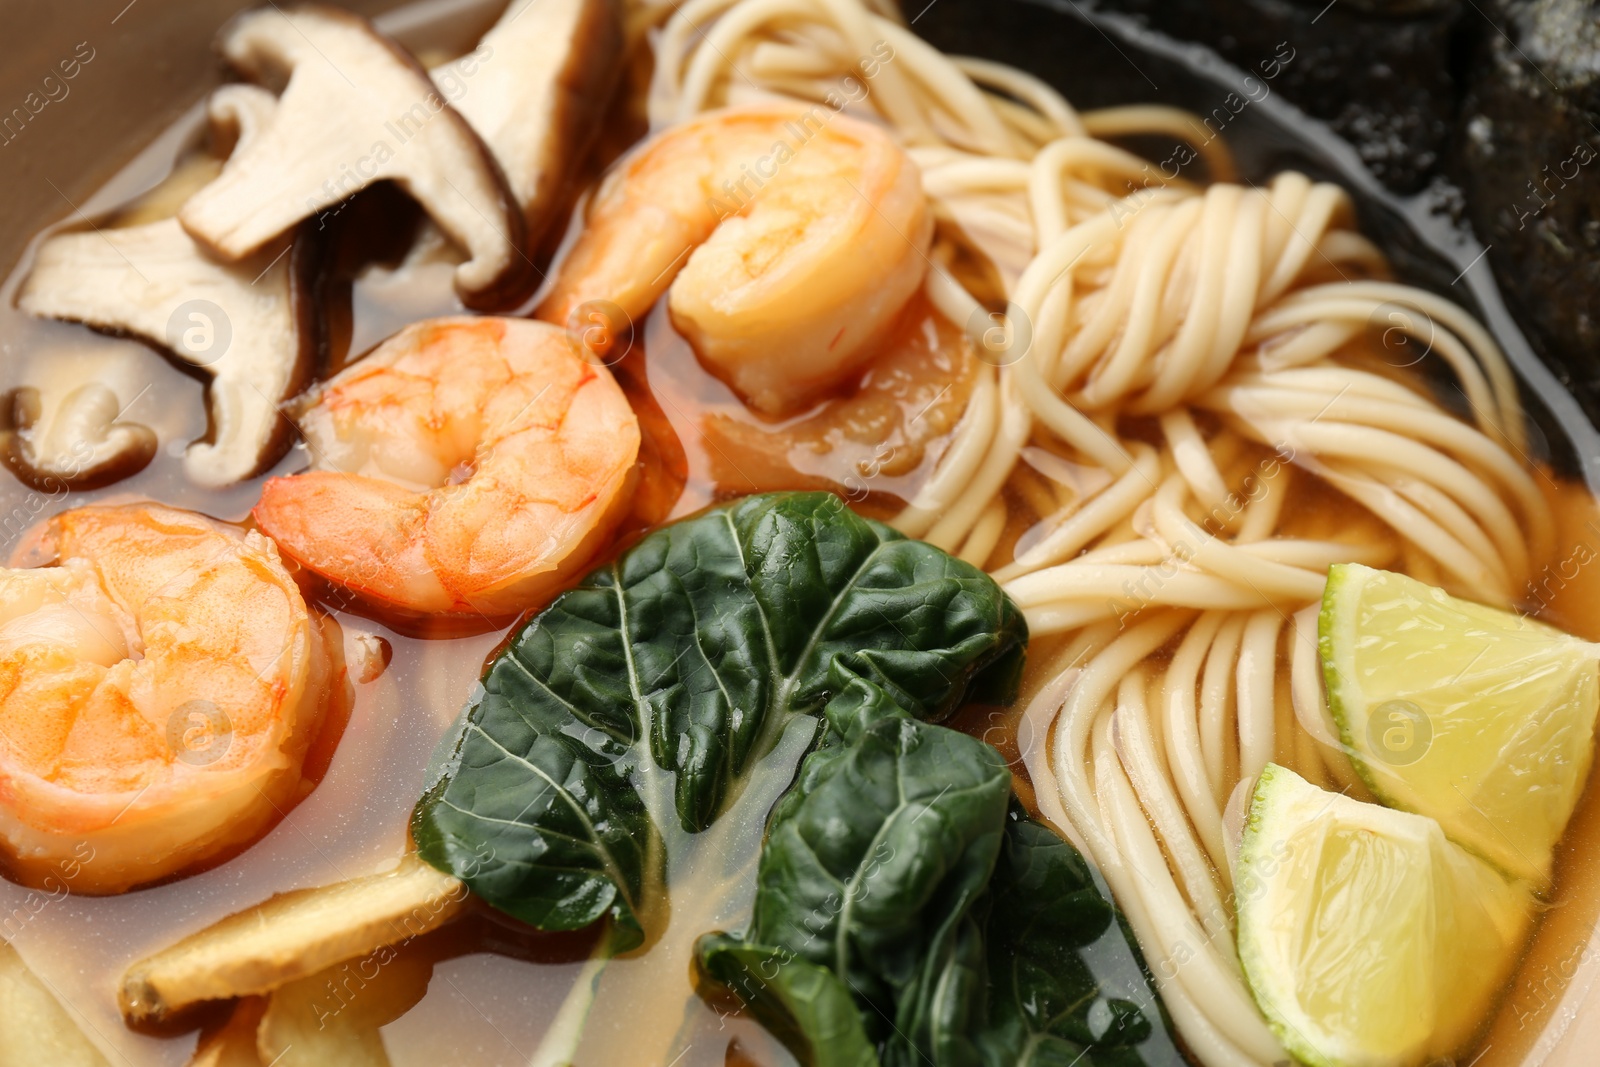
[698,683,1179,1067]
[410,492,1026,945]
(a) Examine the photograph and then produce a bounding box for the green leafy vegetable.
[410,492,1027,944]
[979,812,1175,1066]
[408,489,1166,1066]
[700,943,879,1067]
[697,679,1011,1066]
[698,685,1179,1067]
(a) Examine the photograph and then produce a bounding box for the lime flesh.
[1237,764,1532,1067]
[1319,563,1599,883]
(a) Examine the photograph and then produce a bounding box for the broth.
[0,4,948,1063]
[0,1,1598,1065]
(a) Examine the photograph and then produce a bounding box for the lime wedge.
[1237,764,1532,1067]
[1320,562,1599,882]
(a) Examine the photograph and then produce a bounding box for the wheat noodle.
[634,1,1556,1061]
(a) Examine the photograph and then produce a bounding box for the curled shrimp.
[538,103,931,416]
[254,316,641,618]
[0,504,338,894]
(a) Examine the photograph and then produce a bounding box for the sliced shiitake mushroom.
[18,218,320,488]
[18,78,323,488]
[3,88,284,492]
[180,4,528,310]
[1,383,157,491]
[432,0,622,246]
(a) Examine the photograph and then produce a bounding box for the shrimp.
[253,316,641,617]
[0,504,337,894]
[537,104,932,416]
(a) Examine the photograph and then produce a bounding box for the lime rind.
[1318,563,1600,884]
[1237,764,1342,1067]
[1237,764,1533,1067]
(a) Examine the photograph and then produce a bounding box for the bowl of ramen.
[1,0,1598,1064]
